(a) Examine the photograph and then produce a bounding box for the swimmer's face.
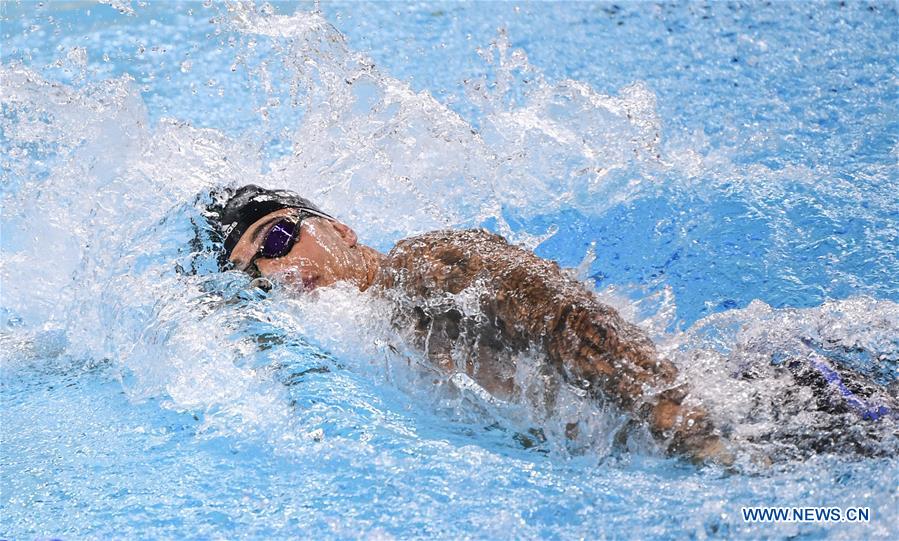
[228,208,365,291]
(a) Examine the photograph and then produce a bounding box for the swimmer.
[209,185,896,464]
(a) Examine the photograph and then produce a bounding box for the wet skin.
[229,211,731,464]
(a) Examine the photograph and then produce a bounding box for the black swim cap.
[220,184,333,260]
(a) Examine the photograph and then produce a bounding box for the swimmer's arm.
[490,266,731,464]
[541,305,729,463]
[381,230,731,463]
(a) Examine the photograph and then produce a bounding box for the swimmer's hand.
[688,435,736,467]
[650,394,735,467]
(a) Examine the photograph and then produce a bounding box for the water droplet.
[66,46,88,66]
[180,60,192,73]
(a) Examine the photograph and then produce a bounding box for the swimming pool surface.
[2,1,898,539]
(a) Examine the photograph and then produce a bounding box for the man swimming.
[210,184,896,465]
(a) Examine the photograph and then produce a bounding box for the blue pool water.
[2,1,898,539]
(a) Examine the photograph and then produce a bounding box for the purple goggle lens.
[259,218,300,259]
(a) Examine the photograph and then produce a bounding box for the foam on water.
[2,2,898,539]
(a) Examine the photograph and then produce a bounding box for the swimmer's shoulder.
[378,229,507,293]
[384,228,510,270]
[381,228,587,301]
[390,228,509,254]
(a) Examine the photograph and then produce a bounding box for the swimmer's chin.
[260,272,321,295]
[260,273,367,296]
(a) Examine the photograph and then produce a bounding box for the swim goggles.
[244,212,314,276]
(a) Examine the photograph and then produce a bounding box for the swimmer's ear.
[330,221,358,247]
